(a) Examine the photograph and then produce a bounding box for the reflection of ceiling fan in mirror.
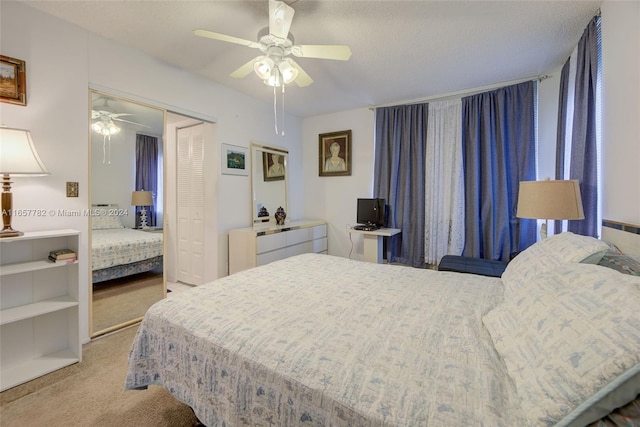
[91,97,149,136]
[193,0,352,88]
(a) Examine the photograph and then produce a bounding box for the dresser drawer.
[256,232,287,254]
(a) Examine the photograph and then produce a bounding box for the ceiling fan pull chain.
[281,83,286,136]
[102,135,107,164]
[273,83,278,135]
[107,135,112,164]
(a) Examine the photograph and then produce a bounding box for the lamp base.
[0,228,23,238]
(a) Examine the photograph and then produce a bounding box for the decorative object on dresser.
[274,206,286,225]
[516,178,584,239]
[1,229,81,391]
[131,190,153,229]
[0,127,50,237]
[319,129,352,176]
[0,55,26,106]
[228,220,327,274]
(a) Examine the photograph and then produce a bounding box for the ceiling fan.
[193,0,352,88]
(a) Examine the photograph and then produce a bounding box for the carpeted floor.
[0,324,200,427]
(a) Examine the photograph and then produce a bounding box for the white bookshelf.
[0,229,81,391]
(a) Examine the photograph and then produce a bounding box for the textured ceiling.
[23,0,602,118]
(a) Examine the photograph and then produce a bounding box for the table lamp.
[516,178,584,240]
[0,127,50,237]
[131,190,153,229]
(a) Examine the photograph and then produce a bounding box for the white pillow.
[501,232,609,299]
[91,214,124,230]
[484,263,640,426]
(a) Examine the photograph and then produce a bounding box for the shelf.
[0,259,77,277]
[0,349,79,392]
[0,296,78,326]
[0,229,79,243]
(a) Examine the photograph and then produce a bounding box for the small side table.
[349,227,401,263]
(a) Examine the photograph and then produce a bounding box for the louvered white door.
[177,125,205,284]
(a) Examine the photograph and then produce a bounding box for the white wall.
[601,1,640,225]
[0,2,303,343]
[302,108,375,261]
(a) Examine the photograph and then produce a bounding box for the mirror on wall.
[89,89,166,337]
[251,143,288,225]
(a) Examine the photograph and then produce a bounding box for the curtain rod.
[369,74,550,110]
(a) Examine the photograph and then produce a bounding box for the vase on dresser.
[275,206,286,225]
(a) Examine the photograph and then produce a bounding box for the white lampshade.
[0,127,50,176]
[131,190,153,206]
[517,179,584,220]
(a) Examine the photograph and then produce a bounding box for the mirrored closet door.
[89,90,166,337]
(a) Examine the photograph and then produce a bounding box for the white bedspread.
[92,228,163,271]
[125,253,525,426]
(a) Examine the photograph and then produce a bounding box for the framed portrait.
[262,151,285,181]
[319,130,352,177]
[221,143,249,176]
[0,55,26,106]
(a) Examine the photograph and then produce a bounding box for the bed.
[125,225,640,426]
[91,212,163,283]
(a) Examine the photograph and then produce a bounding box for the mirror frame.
[251,142,289,226]
[89,89,167,337]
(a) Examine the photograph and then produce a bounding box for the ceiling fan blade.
[112,117,150,128]
[193,29,261,49]
[269,0,294,39]
[287,59,313,87]
[109,113,134,118]
[230,57,259,79]
[291,44,352,61]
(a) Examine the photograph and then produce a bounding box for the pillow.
[501,232,609,299]
[91,213,124,230]
[598,244,640,276]
[483,263,640,427]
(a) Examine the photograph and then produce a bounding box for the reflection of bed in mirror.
[91,205,163,283]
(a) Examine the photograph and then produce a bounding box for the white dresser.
[228,220,327,274]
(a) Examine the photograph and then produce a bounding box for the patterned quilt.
[125,253,526,426]
[92,228,163,271]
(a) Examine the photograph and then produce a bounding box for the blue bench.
[438,255,508,278]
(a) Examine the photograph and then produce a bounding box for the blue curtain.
[556,16,600,237]
[374,104,427,267]
[461,81,537,261]
[135,134,158,227]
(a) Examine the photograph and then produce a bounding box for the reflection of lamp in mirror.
[131,190,153,229]
[516,178,584,240]
[0,127,50,237]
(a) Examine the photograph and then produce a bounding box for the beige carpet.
[93,272,165,334]
[0,324,199,427]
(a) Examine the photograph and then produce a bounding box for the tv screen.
[356,198,386,227]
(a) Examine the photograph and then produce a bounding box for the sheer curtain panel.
[424,100,465,265]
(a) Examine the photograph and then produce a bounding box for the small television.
[356,198,386,228]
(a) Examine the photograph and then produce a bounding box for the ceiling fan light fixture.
[254,56,274,80]
[278,59,298,85]
[92,119,121,136]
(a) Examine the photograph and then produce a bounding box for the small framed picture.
[262,151,285,181]
[319,130,352,176]
[221,143,249,176]
[0,55,26,106]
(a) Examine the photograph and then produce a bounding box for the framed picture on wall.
[262,151,285,181]
[0,55,26,106]
[319,130,352,176]
[221,143,249,176]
